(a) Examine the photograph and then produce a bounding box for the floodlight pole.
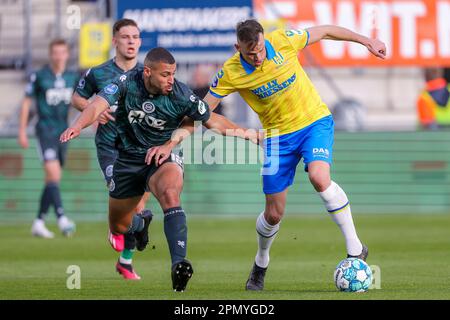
[55,0,62,38]
[24,0,32,76]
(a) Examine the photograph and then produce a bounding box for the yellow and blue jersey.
[209,28,331,137]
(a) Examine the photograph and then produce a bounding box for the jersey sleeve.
[186,94,211,123]
[283,28,310,51]
[24,72,37,97]
[75,68,97,98]
[208,67,236,98]
[175,81,211,122]
[97,77,125,106]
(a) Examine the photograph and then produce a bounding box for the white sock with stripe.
[318,181,363,256]
[255,211,280,268]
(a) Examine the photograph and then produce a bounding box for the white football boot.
[31,219,54,239]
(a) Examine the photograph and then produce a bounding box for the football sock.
[255,211,280,269]
[163,207,187,265]
[37,183,52,220]
[119,249,134,265]
[318,181,363,256]
[126,214,144,234]
[47,182,64,219]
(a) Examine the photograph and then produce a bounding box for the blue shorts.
[262,115,334,194]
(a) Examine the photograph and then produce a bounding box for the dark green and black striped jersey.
[98,68,210,155]
[25,65,79,136]
[75,59,143,148]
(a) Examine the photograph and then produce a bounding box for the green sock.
[120,249,134,264]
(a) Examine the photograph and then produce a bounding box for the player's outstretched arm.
[60,96,109,143]
[72,92,115,125]
[18,97,32,149]
[71,92,89,112]
[202,92,260,143]
[306,25,386,59]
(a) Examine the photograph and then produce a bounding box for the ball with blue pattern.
[334,258,372,292]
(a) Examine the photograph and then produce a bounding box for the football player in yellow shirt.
[149,19,386,291]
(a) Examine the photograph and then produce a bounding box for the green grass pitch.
[0,214,449,300]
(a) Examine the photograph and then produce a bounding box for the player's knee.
[264,205,284,224]
[159,187,180,208]
[134,200,145,214]
[308,170,330,192]
[109,222,128,235]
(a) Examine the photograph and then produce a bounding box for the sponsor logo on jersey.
[312,147,330,158]
[171,153,184,168]
[198,100,207,115]
[128,110,167,130]
[250,73,297,99]
[77,78,85,89]
[109,179,115,192]
[285,29,304,37]
[142,101,155,113]
[104,84,119,95]
[45,88,72,105]
[110,104,118,113]
[210,69,224,89]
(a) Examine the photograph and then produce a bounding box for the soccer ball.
[334,258,372,292]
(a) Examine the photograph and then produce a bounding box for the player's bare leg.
[246,189,288,291]
[149,162,193,292]
[115,191,152,280]
[135,192,151,213]
[309,160,367,260]
[108,196,153,251]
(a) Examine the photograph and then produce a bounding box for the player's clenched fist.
[366,38,387,59]
[60,126,81,143]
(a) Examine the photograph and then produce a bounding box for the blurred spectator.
[417,67,450,130]
[192,64,224,115]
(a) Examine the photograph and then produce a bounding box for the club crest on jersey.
[142,101,155,113]
[105,165,113,178]
[272,52,285,65]
[104,84,118,95]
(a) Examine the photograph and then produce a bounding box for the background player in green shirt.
[18,39,78,238]
[72,19,150,280]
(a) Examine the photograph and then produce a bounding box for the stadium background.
[0,0,449,300]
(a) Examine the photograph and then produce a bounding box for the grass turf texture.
[0,214,449,300]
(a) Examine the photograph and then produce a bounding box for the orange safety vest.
[417,79,450,127]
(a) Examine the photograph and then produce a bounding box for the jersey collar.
[240,39,276,75]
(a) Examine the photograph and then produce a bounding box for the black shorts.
[109,150,184,199]
[36,133,68,166]
[96,143,119,186]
